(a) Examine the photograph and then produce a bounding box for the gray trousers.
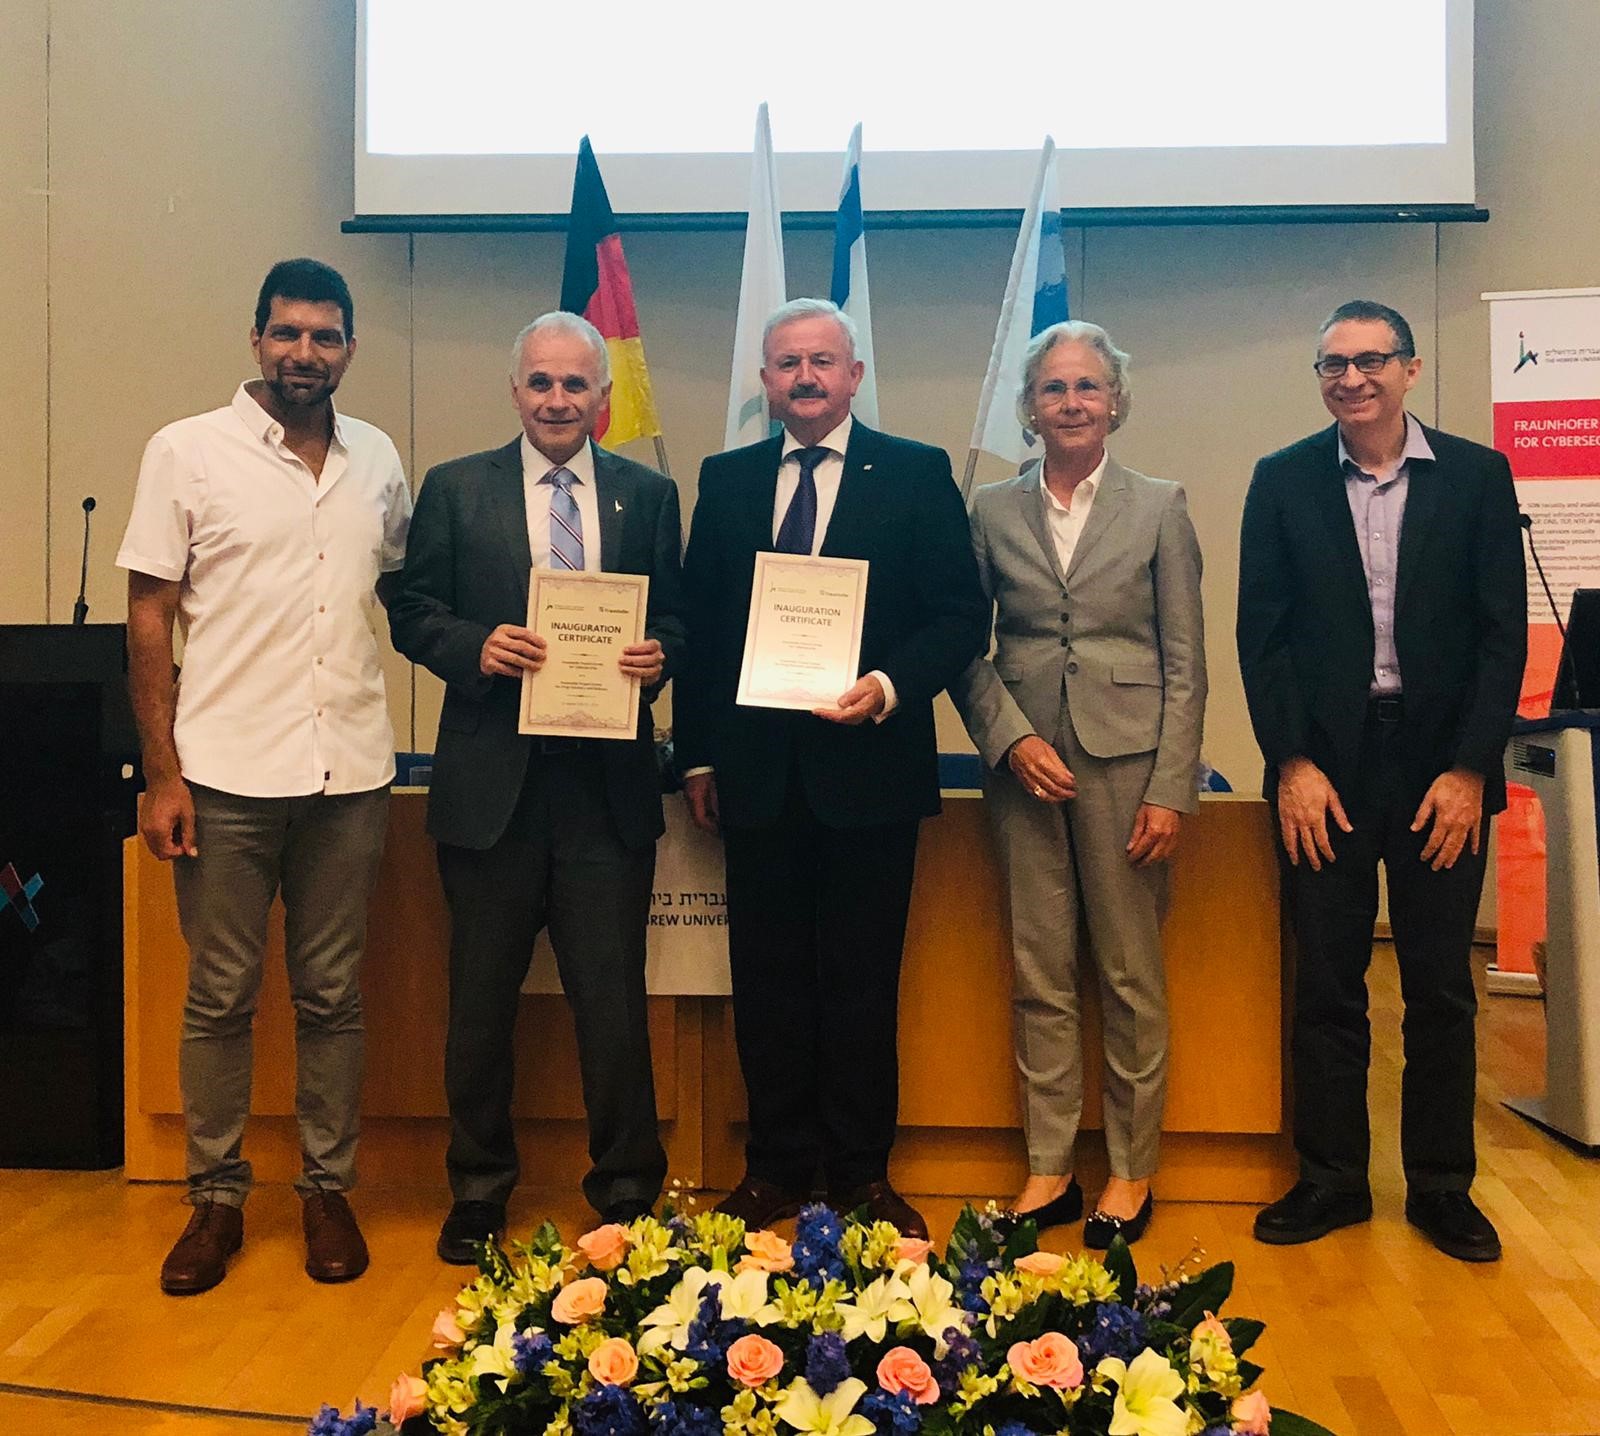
[172,782,390,1205]
[983,708,1170,1179]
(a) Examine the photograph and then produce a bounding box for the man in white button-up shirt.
[118,259,411,1296]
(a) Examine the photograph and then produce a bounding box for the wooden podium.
[125,791,1292,1200]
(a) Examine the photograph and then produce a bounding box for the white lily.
[774,1377,876,1436]
[835,1272,912,1343]
[465,1320,522,1385]
[714,1267,781,1326]
[1098,1349,1188,1436]
[639,1266,720,1355]
[900,1263,969,1353]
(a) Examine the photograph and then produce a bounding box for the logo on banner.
[1513,331,1540,374]
[0,861,43,933]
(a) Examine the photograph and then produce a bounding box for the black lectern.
[0,625,140,1167]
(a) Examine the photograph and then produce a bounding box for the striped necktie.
[545,467,584,571]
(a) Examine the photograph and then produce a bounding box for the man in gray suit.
[952,321,1205,1245]
[388,313,682,1259]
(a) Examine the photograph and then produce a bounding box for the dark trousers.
[1284,707,1487,1195]
[722,775,921,1193]
[435,748,666,1214]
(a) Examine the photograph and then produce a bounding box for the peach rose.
[876,1346,940,1405]
[726,1333,785,1387]
[389,1372,428,1425]
[736,1229,795,1274]
[588,1336,640,1387]
[1232,1391,1272,1435]
[894,1237,933,1265]
[430,1308,467,1351]
[577,1223,632,1271]
[1013,1250,1066,1276]
[1007,1333,1084,1390]
[550,1276,608,1324]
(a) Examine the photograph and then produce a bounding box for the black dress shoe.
[600,1197,655,1226]
[1406,1190,1501,1262]
[714,1175,809,1229]
[437,1200,507,1265]
[1253,1180,1372,1245]
[1003,1178,1084,1231]
[827,1180,930,1239]
[1083,1190,1153,1249]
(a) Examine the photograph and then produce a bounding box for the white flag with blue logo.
[724,102,789,449]
[829,122,879,428]
[967,138,1069,469]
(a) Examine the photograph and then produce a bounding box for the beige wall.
[5,0,1598,803]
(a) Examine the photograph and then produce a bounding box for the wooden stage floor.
[3,946,1599,1436]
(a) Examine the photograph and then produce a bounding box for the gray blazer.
[951,456,1207,813]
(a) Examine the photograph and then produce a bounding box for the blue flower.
[861,1390,922,1436]
[306,1402,378,1436]
[996,1423,1035,1436]
[650,1401,723,1436]
[574,1386,648,1436]
[513,1330,554,1375]
[791,1204,846,1285]
[931,1330,980,1392]
[805,1332,850,1395]
[1077,1303,1150,1365]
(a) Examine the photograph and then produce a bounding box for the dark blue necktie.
[775,446,829,555]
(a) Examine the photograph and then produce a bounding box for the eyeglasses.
[1313,351,1407,379]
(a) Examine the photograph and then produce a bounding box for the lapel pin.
[614,499,623,513]
[863,463,873,472]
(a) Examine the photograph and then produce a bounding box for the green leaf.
[1237,1359,1264,1388]
[1102,1235,1137,1304]
[1269,1408,1342,1436]
[1224,1316,1265,1357]
[1000,1219,1039,1264]
[1166,1260,1233,1329]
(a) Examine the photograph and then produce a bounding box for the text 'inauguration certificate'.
[736,552,868,711]
[520,569,648,740]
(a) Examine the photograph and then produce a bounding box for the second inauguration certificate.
[736,552,869,711]
[520,569,648,740]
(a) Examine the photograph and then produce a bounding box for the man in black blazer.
[676,299,988,1237]
[1237,300,1525,1262]
[388,313,682,1259]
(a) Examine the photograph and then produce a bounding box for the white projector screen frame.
[353,0,1476,222]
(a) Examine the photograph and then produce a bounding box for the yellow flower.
[834,1272,911,1343]
[1097,1350,1188,1436]
[773,1378,876,1436]
[900,1264,969,1353]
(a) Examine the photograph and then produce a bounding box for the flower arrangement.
[310,1203,1334,1436]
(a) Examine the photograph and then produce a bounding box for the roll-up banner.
[1485,288,1600,989]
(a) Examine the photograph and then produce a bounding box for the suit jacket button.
[1066,662,1078,675]
[1060,637,1070,647]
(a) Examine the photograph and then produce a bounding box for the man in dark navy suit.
[676,299,988,1237]
[1238,300,1525,1262]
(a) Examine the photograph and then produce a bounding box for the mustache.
[787,383,827,400]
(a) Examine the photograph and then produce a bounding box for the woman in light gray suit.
[951,321,1206,1246]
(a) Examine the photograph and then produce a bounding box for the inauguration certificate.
[736,553,869,711]
[520,569,648,740]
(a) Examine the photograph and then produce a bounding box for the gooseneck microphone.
[72,496,95,626]
[1520,511,1566,640]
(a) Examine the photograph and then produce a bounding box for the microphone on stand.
[72,496,96,626]
[1520,511,1566,641]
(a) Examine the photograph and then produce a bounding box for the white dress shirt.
[522,434,601,571]
[117,383,411,798]
[1040,449,1107,573]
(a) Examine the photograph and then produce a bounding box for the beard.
[266,368,337,408]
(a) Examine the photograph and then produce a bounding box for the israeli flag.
[724,102,789,449]
[829,123,879,428]
[967,138,1070,470]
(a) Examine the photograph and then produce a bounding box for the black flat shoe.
[1405,1190,1501,1263]
[437,1200,507,1265]
[1003,1178,1084,1231]
[1253,1180,1372,1246]
[1083,1190,1153,1248]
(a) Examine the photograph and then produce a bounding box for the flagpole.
[960,448,981,501]
[651,435,672,480]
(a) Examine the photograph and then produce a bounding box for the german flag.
[559,137,662,447]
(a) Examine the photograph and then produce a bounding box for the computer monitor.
[1552,589,1600,710]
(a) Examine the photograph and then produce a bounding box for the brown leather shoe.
[828,1180,929,1239]
[301,1190,370,1283]
[160,1201,244,1296]
[714,1175,809,1229]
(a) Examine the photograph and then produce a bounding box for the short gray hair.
[1016,320,1132,434]
[762,298,859,364]
[509,311,611,387]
